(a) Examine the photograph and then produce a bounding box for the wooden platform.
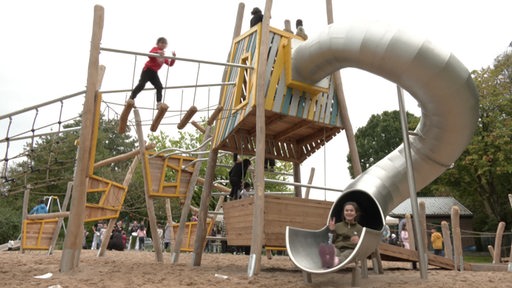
[378,243,472,270]
[223,195,332,247]
[212,25,343,164]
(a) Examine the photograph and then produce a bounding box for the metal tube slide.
[286,21,479,274]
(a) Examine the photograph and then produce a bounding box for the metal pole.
[100,47,253,69]
[100,82,235,95]
[397,85,428,279]
[263,178,343,193]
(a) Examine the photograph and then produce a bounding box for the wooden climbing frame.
[84,174,128,222]
[144,151,197,198]
[172,220,214,252]
[22,218,59,250]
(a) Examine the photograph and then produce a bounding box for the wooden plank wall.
[172,220,213,252]
[22,219,58,250]
[84,176,127,222]
[146,154,195,198]
[223,195,332,247]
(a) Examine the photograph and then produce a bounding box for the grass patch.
[464,255,492,263]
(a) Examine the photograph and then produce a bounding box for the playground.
[2,1,512,287]
[1,250,510,288]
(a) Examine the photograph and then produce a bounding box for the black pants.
[229,177,241,199]
[130,68,163,102]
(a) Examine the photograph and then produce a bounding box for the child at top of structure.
[129,37,176,108]
[295,19,308,40]
[250,7,263,28]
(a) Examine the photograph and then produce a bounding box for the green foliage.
[0,113,138,242]
[347,110,420,177]
[428,52,512,231]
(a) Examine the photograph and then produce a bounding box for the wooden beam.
[26,212,70,220]
[192,149,218,266]
[134,108,163,262]
[93,143,155,169]
[250,0,273,277]
[493,221,506,264]
[441,221,453,261]
[326,0,362,177]
[304,167,315,199]
[293,163,301,197]
[60,4,104,273]
[451,206,462,270]
[48,182,73,255]
[21,186,31,253]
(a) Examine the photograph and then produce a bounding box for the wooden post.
[165,199,174,253]
[192,149,218,266]
[293,163,302,197]
[284,20,293,33]
[325,0,362,177]
[97,155,139,257]
[134,108,163,262]
[493,221,506,264]
[249,0,272,277]
[48,182,73,255]
[60,5,103,273]
[173,126,212,263]
[451,206,462,270]
[405,214,416,250]
[509,195,512,262]
[20,185,31,253]
[441,221,452,260]
[419,201,428,252]
[303,167,315,199]
[488,245,496,262]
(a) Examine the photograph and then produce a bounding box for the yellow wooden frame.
[22,218,58,250]
[144,151,197,198]
[173,220,214,252]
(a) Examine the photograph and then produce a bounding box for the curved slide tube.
[286,22,479,274]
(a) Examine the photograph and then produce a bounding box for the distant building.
[389,197,474,249]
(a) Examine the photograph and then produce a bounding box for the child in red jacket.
[129,37,176,108]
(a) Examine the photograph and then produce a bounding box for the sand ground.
[1,249,511,288]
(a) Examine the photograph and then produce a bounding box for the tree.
[346,110,420,177]
[428,52,512,231]
[0,114,138,243]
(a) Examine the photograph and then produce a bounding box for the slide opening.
[330,190,383,231]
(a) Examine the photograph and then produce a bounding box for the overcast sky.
[1,0,510,201]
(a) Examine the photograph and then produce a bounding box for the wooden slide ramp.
[378,243,472,270]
